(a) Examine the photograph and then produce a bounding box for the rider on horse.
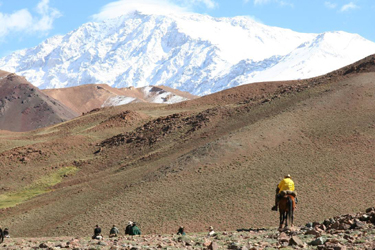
[272,174,297,211]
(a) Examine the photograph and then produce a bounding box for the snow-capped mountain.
[1,11,375,96]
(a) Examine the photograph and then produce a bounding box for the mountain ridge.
[1,11,374,95]
[0,70,78,132]
[43,84,197,114]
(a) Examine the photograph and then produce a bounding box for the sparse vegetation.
[0,166,78,209]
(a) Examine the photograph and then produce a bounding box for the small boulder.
[203,239,212,247]
[365,207,374,213]
[360,214,370,221]
[339,223,351,230]
[318,224,327,231]
[313,222,321,227]
[98,241,107,246]
[305,229,321,236]
[55,242,67,248]
[310,237,326,246]
[289,235,304,247]
[325,242,347,250]
[228,242,240,249]
[278,232,290,242]
[208,241,219,250]
[39,242,50,248]
[331,221,340,229]
[353,220,367,229]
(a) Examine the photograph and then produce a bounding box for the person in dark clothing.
[125,221,133,235]
[130,222,141,235]
[0,226,3,243]
[177,226,186,235]
[92,225,102,240]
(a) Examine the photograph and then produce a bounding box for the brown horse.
[278,194,295,229]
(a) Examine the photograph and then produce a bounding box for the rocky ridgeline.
[99,110,214,149]
[89,111,148,132]
[100,111,144,125]
[1,208,374,249]
[0,146,47,165]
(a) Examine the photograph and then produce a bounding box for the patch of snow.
[141,86,188,104]
[102,96,137,107]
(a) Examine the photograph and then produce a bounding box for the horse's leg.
[285,211,289,228]
[279,211,283,229]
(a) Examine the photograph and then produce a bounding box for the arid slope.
[0,55,375,237]
[43,84,197,114]
[0,71,78,132]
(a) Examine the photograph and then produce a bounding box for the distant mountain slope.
[43,84,197,114]
[0,70,78,132]
[0,12,374,96]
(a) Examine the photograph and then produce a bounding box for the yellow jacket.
[278,178,295,193]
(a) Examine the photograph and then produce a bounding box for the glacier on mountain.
[0,11,375,96]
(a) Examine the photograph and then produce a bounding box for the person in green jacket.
[109,225,119,238]
[130,222,141,235]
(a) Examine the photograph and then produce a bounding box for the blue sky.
[0,0,374,57]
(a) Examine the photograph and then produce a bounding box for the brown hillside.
[0,55,375,238]
[0,70,78,132]
[42,84,129,114]
[43,84,198,114]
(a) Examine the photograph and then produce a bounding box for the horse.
[278,194,295,229]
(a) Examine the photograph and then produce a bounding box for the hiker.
[3,228,9,238]
[92,225,103,240]
[109,225,119,238]
[177,226,186,235]
[125,221,133,235]
[207,226,216,237]
[271,174,298,211]
[130,222,141,235]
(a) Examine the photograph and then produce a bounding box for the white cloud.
[278,1,294,7]
[324,1,337,9]
[33,0,62,32]
[254,0,271,4]
[92,0,186,20]
[253,0,293,7]
[92,0,217,21]
[0,0,61,38]
[340,2,359,12]
[186,0,217,9]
